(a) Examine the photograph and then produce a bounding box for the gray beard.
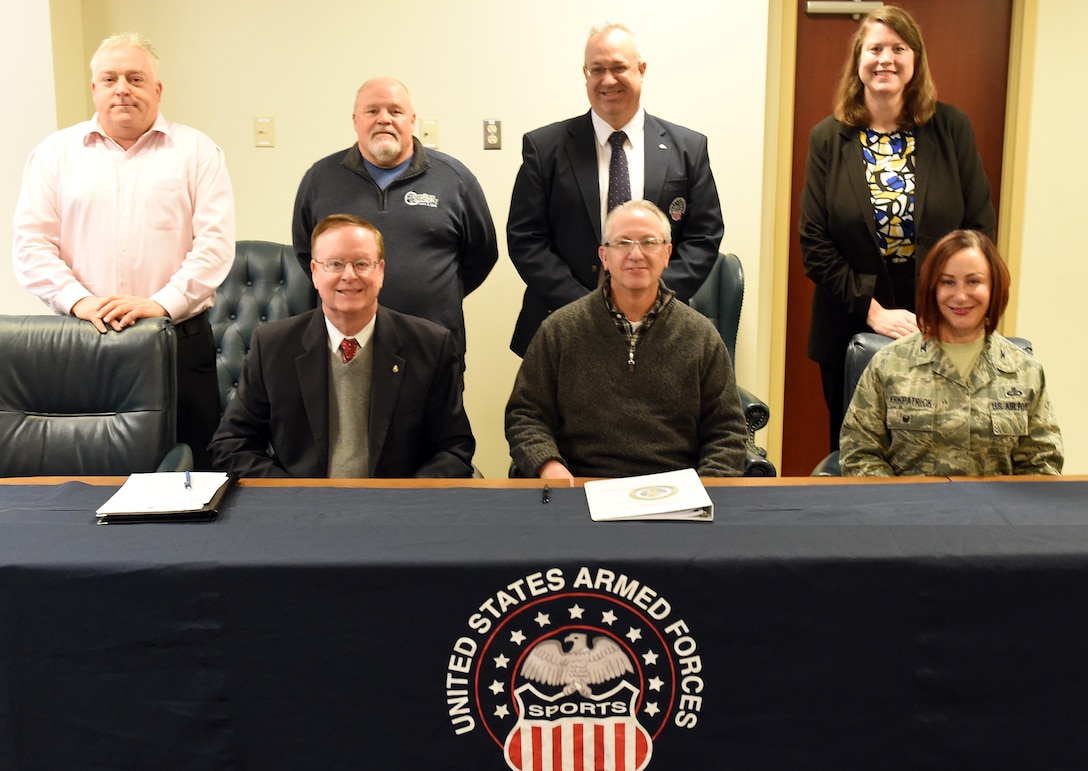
[369,136,402,164]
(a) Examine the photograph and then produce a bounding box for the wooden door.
[781,0,1012,476]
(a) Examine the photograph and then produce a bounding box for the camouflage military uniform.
[840,332,1063,476]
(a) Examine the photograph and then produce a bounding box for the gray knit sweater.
[505,283,747,477]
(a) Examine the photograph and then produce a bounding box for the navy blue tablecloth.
[2,480,1087,770]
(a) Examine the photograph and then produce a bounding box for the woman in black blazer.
[800,4,995,451]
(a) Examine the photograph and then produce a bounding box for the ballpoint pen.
[184,471,192,491]
[541,484,550,504]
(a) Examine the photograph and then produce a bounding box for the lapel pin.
[658,143,668,150]
[393,364,400,374]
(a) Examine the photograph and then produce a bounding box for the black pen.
[541,484,550,504]
[184,471,192,491]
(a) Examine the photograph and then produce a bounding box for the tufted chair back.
[0,315,184,476]
[210,240,315,411]
[689,252,743,362]
[689,252,775,476]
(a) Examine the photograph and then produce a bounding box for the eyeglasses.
[603,238,668,255]
[584,63,639,79]
[314,258,382,274]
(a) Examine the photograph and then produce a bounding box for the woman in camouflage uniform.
[840,230,1063,476]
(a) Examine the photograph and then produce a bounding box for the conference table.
[2,475,1088,770]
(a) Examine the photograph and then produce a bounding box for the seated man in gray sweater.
[505,199,747,481]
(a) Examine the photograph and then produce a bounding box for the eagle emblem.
[520,632,633,697]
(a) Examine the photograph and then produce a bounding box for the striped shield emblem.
[504,682,652,771]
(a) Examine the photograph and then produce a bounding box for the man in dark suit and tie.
[208,214,475,478]
[506,22,725,356]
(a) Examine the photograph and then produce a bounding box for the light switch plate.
[253,115,275,148]
[421,119,440,149]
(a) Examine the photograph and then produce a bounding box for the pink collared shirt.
[13,113,235,322]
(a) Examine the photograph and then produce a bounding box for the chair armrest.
[738,386,769,433]
[157,444,195,473]
[743,450,777,477]
[736,385,772,471]
[811,451,841,477]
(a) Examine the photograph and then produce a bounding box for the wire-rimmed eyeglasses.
[602,238,668,255]
[314,259,382,274]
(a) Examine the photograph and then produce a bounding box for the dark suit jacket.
[506,110,724,356]
[208,307,475,478]
[800,102,996,365]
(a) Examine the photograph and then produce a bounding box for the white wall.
[1012,0,1087,472]
[70,0,773,478]
[1,0,58,316]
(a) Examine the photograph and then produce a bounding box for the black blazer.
[800,102,996,364]
[208,307,475,478]
[506,110,724,356]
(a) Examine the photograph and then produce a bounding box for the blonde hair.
[586,22,643,62]
[603,200,672,244]
[90,32,160,79]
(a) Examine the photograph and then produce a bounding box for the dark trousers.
[175,312,220,470]
[819,359,846,453]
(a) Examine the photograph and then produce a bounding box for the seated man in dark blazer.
[208,214,475,478]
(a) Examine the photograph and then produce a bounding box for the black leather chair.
[209,240,315,411]
[0,315,191,476]
[813,332,1033,475]
[689,252,776,476]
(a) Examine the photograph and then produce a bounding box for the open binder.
[95,472,236,524]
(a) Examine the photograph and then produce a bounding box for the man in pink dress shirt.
[13,32,235,469]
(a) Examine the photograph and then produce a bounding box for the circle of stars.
[474,592,677,748]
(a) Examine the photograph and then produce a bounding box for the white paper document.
[95,472,232,516]
[584,468,714,522]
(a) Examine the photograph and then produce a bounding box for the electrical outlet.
[483,120,501,150]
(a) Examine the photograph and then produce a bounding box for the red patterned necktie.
[340,337,359,363]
